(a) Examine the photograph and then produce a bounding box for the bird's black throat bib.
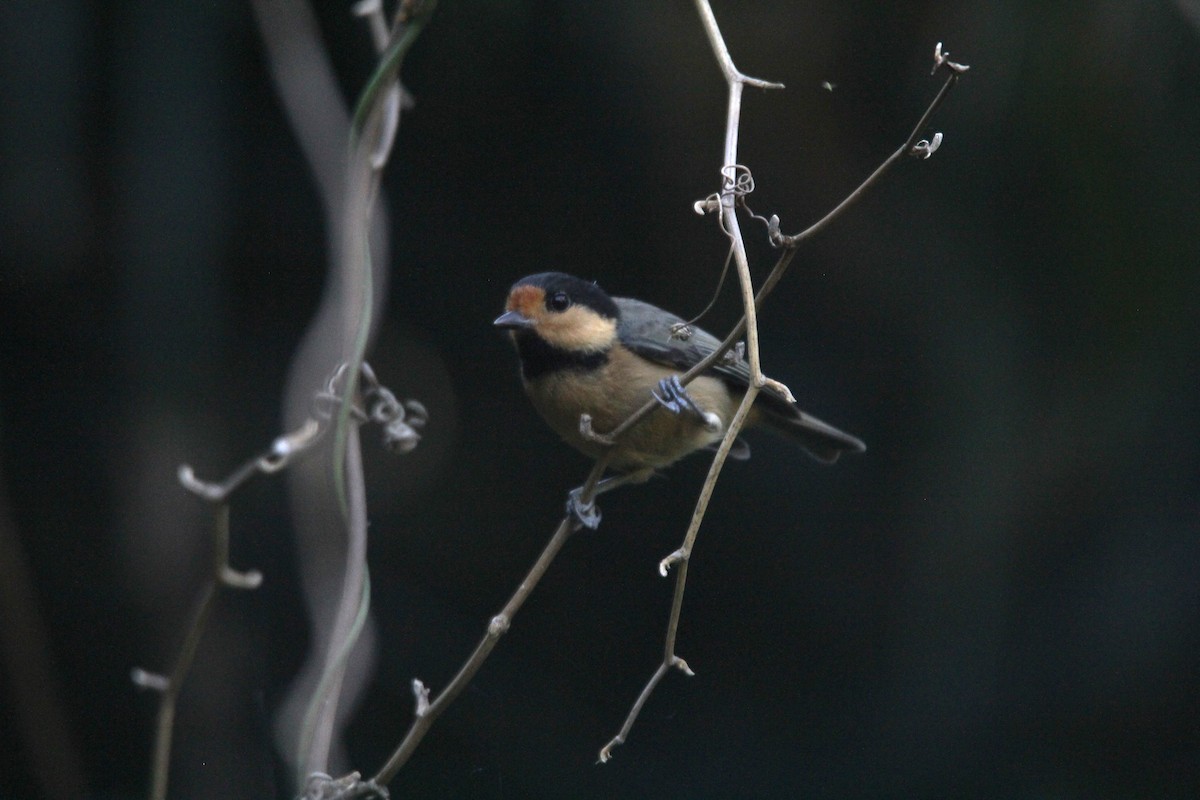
[513,330,609,381]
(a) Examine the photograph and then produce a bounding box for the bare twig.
[178,419,324,503]
[774,46,968,249]
[375,1,787,770]
[299,420,372,776]
[0,485,87,798]
[688,54,968,373]
[132,504,262,800]
[598,0,775,761]
[372,457,611,784]
[598,9,970,762]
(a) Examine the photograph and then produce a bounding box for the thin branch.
[350,0,437,149]
[597,0,771,762]
[250,0,433,787]
[776,51,967,248]
[0,489,87,798]
[373,458,610,784]
[178,419,323,503]
[132,504,262,800]
[658,46,969,394]
[598,8,971,762]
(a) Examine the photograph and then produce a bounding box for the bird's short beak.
[493,310,535,330]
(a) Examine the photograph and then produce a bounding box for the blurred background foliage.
[2,1,1198,798]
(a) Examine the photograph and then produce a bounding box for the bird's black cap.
[511,272,620,320]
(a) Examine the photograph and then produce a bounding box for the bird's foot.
[653,376,722,432]
[566,487,602,530]
[653,375,699,415]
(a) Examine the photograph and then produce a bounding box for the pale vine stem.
[131,2,434,796]
[247,0,393,785]
[184,0,429,792]
[297,0,437,783]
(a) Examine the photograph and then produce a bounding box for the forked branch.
[131,504,262,800]
[597,11,970,762]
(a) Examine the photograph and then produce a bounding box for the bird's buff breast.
[524,354,731,471]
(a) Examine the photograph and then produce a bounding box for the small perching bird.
[495,272,864,525]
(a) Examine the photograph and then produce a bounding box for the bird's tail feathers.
[763,406,866,464]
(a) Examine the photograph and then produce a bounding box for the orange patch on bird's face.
[506,284,545,318]
[506,283,617,352]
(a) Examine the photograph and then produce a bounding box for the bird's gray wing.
[614,296,764,397]
[614,296,865,462]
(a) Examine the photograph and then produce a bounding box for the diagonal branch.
[372,457,611,784]
[776,44,968,249]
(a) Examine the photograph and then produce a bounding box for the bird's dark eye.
[547,291,571,312]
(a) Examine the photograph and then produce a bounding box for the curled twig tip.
[303,771,390,800]
[669,322,694,342]
[932,41,970,75]
[760,376,796,403]
[130,668,170,692]
[412,679,431,718]
[320,362,428,454]
[383,419,421,453]
[741,75,785,91]
[579,414,615,446]
[765,214,784,246]
[721,341,746,366]
[219,565,263,590]
[910,131,943,159]
[721,164,756,197]
[597,739,621,764]
[177,464,222,501]
[658,548,687,577]
[694,195,721,215]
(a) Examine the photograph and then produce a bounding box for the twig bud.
[383,419,421,453]
[910,131,943,159]
[219,565,264,590]
[412,679,431,717]
[932,41,970,75]
[130,668,170,692]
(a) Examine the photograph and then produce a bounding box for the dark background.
[3,1,1199,798]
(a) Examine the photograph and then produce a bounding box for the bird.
[494,272,864,524]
